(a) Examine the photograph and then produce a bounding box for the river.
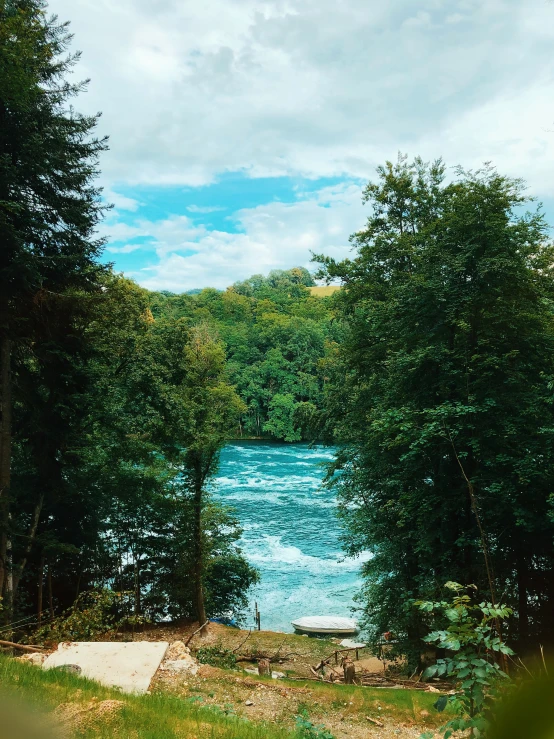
[214,441,366,632]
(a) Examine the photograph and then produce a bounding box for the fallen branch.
[366,716,384,727]
[234,650,304,664]
[232,630,252,654]
[313,659,342,678]
[0,640,48,653]
[269,651,303,663]
[185,620,210,647]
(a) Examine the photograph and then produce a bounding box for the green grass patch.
[0,654,297,738]
[287,679,450,729]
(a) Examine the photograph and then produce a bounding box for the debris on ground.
[16,651,47,666]
[159,640,199,676]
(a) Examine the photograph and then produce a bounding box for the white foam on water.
[242,535,369,574]
[216,442,367,631]
[216,474,322,488]
[219,490,337,508]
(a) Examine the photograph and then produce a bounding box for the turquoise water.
[214,441,367,632]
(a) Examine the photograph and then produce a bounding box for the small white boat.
[291,616,358,635]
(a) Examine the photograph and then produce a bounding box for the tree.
[149,268,337,441]
[0,0,107,607]
[317,155,554,654]
[177,326,246,626]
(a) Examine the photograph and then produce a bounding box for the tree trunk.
[12,493,44,598]
[47,564,54,619]
[192,474,207,632]
[134,558,141,616]
[38,555,45,627]
[516,546,529,645]
[0,336,12,598]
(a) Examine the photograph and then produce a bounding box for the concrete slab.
[43,641,169,694]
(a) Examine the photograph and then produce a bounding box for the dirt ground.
[29,621,446,738]
[137,622,446,739]
[122,621,387,679]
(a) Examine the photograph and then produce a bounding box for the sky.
[48,0,554,293]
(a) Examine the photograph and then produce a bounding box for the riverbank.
[8,622,448,738]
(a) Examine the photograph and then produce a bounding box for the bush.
[196,644,237,670]
[417,582,514,738]
[295,709,336,739]
[30,590,148,644]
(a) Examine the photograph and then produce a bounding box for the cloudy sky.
[48,0,554,292]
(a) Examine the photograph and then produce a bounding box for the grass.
[0,653,298,739]
[304,679,447,726]
[308,286,341,297]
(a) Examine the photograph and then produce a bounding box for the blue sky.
[49,0,554,292]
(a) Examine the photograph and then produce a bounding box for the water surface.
[214,441,366,632]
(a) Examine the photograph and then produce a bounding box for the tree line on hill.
[149,267,340,443]
[3,0,554,666]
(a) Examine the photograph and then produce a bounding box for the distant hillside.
[309,285,341,297]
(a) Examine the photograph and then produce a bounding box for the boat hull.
[291,617,358,635]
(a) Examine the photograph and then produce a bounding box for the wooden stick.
[185,620,209,647]
[0,640,47,653]
[366,717,384,727]
[232,630,252,654]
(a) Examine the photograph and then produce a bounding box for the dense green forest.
[148,267,340,442]
[3,0,554,689]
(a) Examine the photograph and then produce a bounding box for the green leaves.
[433,696,448,713]
[316,153,554,663]
[417,585,514,739]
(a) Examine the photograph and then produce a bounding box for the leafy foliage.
[148,267,340,441]
[196,644,238,670]
[31,590,147,643]
[0,0,109,614]
[417,582,514,738]
[316,154,554,656]
[295,709,336,739]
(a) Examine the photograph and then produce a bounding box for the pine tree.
[0,0,107,605]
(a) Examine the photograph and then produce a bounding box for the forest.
[2,0,554,688]
[149,267,339,442]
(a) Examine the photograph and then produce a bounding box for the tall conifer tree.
[0,0,107,602]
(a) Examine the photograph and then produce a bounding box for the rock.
[245,700,254,706]
[17,652,46,666]
[162,657,198,676]
[271,671,285,679]
[160,642,199,676]
[53,664,82,675]
[165,641,191,661]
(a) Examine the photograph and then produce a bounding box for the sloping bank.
[0,653,296,739]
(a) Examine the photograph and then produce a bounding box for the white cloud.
[47,0,554,190]
[133,184,366,292]
[104,189,141,212]
[186,205,226,214]
[106,243,143,254]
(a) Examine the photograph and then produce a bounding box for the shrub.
[417,582,514,738]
